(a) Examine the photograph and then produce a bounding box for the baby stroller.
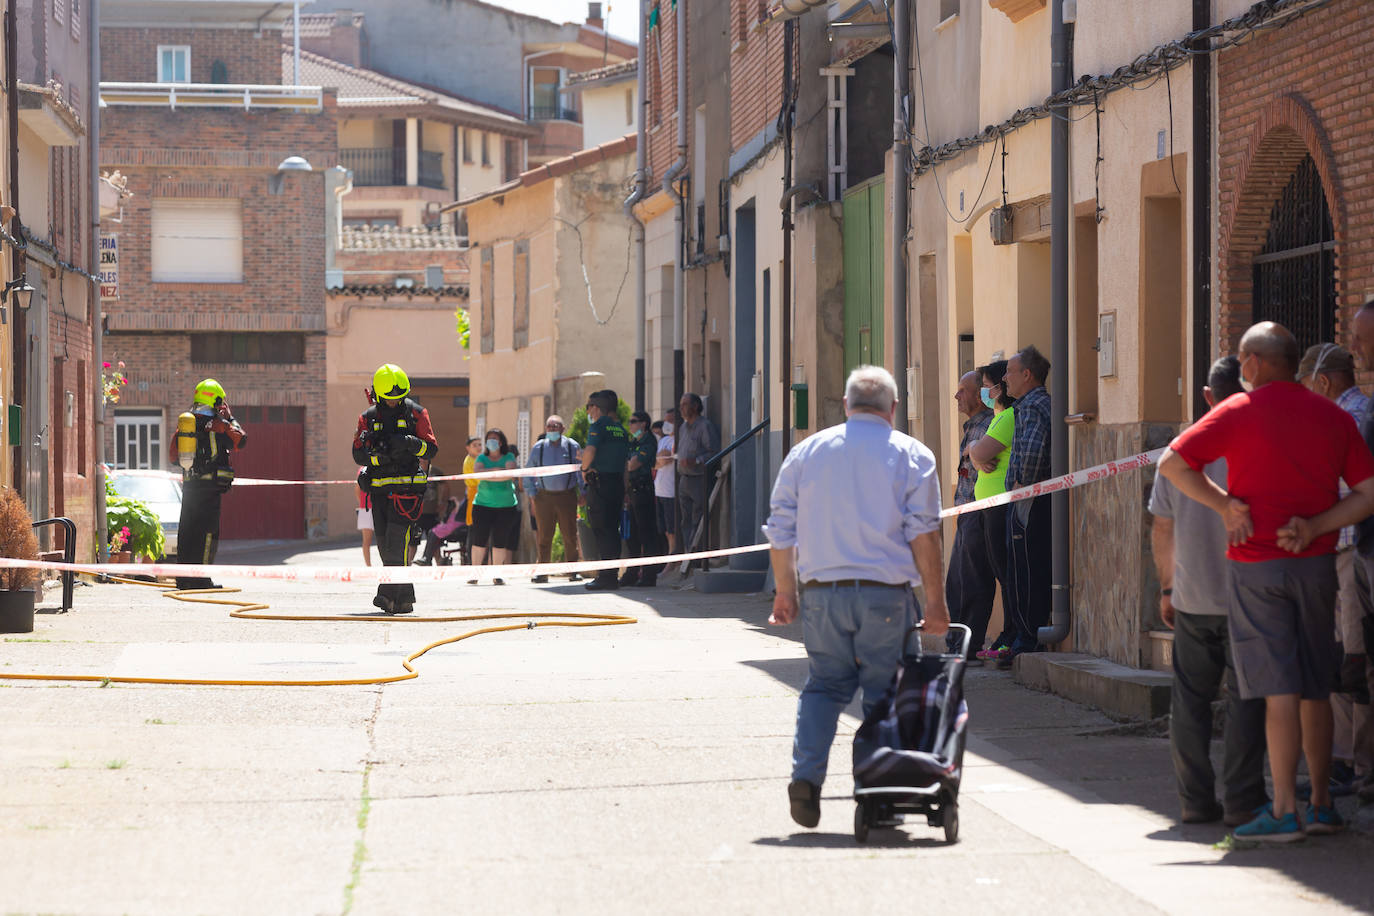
[851,623,971,844]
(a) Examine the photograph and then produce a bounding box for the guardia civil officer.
[352,364,438,614]
[621,410,664,587]
[580,389,630,591]
[173,379,247,590]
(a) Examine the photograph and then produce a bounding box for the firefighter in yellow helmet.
[353,364,438,614]
[173,378,246,589]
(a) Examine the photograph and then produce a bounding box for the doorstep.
[1014,651,1172,721]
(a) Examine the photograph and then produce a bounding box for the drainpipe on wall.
[6,3,24,493]
[662,0,688,402]
[90,0,106,560]
[625,0,649,411]
[890,0,910,434]
[779,19,797,454]
[1040,0,1072,647]
[293,2,301,86]
[1191,0,1211,420]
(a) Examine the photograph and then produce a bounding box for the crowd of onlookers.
[358,394,720,589]
[945,344,1056,670]
[946,315,1374,841]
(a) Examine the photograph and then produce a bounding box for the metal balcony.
[529,105,581,123]
[340,148,446,189]
[98,82,323,111]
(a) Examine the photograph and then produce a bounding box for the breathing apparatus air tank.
[176,412,197,471]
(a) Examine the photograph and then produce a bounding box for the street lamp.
[0,275,35,325]
[268,155,313,195]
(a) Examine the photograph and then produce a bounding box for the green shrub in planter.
[104,484,166,561]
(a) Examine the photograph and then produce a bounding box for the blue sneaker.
[1232,805,1304,843]
[1303,804,1345,835]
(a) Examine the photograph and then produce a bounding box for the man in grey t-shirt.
[1149,356,1266,826]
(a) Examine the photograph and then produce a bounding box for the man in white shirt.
[764,365,949,829]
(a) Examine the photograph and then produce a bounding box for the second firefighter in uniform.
[352,364,439,614]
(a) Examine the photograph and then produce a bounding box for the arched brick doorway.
[1221,96,1346,354]
[1251,154,1337,352]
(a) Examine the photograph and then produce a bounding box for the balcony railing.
[98,82,323,111]
[341,148,446,189]
[529,104,581,123]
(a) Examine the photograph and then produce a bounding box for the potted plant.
[0,487,40,633]
[105,478,166,561]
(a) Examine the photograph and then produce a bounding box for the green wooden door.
[842,178,885,374]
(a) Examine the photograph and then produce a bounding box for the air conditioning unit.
[425,265,444,288]
[990,204,1014,245]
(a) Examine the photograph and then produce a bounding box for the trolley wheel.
[854,802,870,844]
[942,801,960,844]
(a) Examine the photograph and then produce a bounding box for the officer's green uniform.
[585,414,630,585]
[622,431,664,585]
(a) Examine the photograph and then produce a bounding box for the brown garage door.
[219,405,305,540]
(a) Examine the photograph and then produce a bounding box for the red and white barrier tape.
[102,463,583,488]
[0,543,770,584]
[939,448,1164,519]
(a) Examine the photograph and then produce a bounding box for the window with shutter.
[53,0,65,25]
[513,239,529,350]
[479,247,495,353]
[71,0,81,39]
[151,200,244,283]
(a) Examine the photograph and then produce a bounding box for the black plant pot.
[0,588,36,634]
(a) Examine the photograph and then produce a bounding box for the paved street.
[1,542,1371,916]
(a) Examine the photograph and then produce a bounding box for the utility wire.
[912,0,1334,177]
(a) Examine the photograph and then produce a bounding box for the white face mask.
[662,422,674,435]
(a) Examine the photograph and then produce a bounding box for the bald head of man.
[1238,321,1300,388]
[954,370,985,418]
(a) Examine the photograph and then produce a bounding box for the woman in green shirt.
[468,427,522,584]
[967,359,1016,661]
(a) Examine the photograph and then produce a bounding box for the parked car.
[107,469,182,558]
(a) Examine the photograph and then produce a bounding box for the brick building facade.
[1216,0,1372,355]
[98,5,339,541]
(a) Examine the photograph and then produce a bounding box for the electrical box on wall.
[990,205,1014,245]
[906,367,921,420]
[791,382,808,430]
[958,335,975,375]
[7,403,20,447]
[750,372,763,426]
[1098,312,1117,377]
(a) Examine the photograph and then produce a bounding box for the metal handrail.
[31,517,76,613]
[686,417,770,560]
[705,416,769,470]
[99,82,324,111]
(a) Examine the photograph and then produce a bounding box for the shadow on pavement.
[754,831,944,850]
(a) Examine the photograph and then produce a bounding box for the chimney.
[332,10,364,68]
[586,2,604,29]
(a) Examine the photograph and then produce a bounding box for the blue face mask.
[546,430,562,443]
[980,387,996,410]
[485,439,500,453]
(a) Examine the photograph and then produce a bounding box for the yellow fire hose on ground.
[0,576,637,688]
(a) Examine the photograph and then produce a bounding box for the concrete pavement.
[1,542,1371,915]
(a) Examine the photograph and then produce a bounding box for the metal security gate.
[842,177,886,374]
[1252,154,1336,352]
[218,405,305,540]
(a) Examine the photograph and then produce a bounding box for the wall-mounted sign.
[99,234,119,301]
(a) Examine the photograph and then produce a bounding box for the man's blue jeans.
[792,582,918,787]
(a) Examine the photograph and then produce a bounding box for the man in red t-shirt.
[1159,321,1374,842]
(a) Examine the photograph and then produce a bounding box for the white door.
[114,409,164,469]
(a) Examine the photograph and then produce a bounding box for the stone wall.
[1071,421,1178,667]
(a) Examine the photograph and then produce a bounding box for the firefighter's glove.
[402,435,425,456]
[1339,653,1369,703]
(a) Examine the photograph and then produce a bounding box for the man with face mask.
[526,415,583,583]
[1161,322,1374,841]
[622,410,665,587]
[945,370,995,661]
